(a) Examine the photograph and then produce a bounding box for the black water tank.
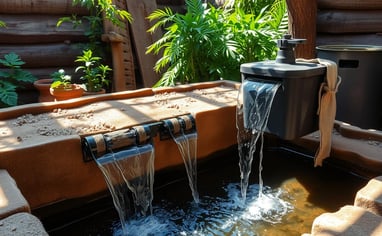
[317,45,382,130]
[241,35,327,140]
[241,61,326,140]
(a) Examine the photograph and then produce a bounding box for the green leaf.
[0,52,25,68]
[0,84,18,107]
[13,70,36,83]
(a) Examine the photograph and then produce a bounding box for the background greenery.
[147,0,287,87]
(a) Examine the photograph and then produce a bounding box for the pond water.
[44,146,367,236]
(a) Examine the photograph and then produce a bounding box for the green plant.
[50,69,73,89]
[57,0,132,52]
[75,49,112,92]
[0,52,36,107]
[71,0,132,27]
[227,0,288,63]
[225,0,276,15]
[0,20,6,27]
[147,0,287,87]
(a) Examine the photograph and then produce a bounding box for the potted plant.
[0,52,36,107]
[75,49,112,94]
[49,69,84,101]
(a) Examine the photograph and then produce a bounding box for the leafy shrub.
[147,0,287,87]
[0,53,36,107]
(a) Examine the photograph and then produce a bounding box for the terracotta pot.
[49,84,84,101]
[83,88,106,96]
[33,79,55,102]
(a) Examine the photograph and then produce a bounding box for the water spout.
[82,126,156,235]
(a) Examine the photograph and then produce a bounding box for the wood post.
[102,33,126,92]
[286,0,317,59]
[126,0,162,88]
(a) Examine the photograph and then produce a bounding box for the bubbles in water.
[112,182,293,235]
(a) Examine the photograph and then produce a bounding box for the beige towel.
[297,58,341,167]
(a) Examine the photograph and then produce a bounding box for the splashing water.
[95,144,155,235]
[112,182,292,236]
[236,80,281,201]
[168,128,200,203]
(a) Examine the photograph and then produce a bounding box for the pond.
[41,145,367,236]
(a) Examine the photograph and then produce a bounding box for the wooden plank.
[0,0,88,15]
[318,0,382,10]
[102,0,137,91]
[286,0,317,59]
[316,33,382,46]
[317,10,382,34]
[126,0,162,87]
[0,14,88,44]
[0,43,82,68]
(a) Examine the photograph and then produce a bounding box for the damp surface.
[45,147,367,236]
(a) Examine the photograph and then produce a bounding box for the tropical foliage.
[147,0,287,87]
[226,0,276,15]
[0,53,36,107]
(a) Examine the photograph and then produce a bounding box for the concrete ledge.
[0,212,48,236]
[311,205,382,236]
[355,176,382,216]
[0,170,30,219]
[293,121,382,177]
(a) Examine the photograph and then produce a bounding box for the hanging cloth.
[297,58,341,166]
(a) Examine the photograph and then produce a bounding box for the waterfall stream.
[236,80,281,201]
[95,144,155,235]
[169,130,199,203]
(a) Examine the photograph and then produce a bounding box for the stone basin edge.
[0,80,240,209]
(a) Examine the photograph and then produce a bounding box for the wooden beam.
[286,0,317,59]
[0,15,88,44]
[126,0,162,88]
[318,0,382,10]
[0,43,82,68]
[317,10,382,33]
[0,0,88,15]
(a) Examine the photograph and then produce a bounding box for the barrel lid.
[240,60,326,79]
[317,45,382,52]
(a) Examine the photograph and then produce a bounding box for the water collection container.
[241,35,326,140]
[317,45,382,130]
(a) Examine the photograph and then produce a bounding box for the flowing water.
[67,80,365,235]
[168,128,199,203]
[95,144,155,235]
[48,147,367,236]
[236,80,281,201]
[91,79,289,235]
